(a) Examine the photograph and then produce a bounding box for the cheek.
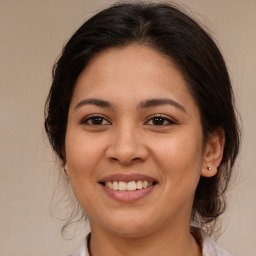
[154,133,203,163]
[151,132,204,185]
[65,130,103,178]
[65,132,102,211]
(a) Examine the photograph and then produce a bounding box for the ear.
[201,128,225,177]
[64,162,70,176]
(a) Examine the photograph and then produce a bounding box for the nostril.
[132,157,141,161]
[109,157,119,162]
[108,157,143,166]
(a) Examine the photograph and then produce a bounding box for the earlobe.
[64,163,69,176]
[201,165,217,177]
[201,128,225,178]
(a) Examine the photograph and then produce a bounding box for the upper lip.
[98,173,157,183]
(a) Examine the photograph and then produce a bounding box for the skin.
[65,44,224,256]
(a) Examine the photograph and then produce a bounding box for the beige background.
[0,0,255,255]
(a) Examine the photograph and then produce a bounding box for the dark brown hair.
[45,2,240,236]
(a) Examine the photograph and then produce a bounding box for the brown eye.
[152,117,167,125]
[81,115,111,126]
[146,115,176,126]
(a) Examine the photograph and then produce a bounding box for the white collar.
[68,228,232,256]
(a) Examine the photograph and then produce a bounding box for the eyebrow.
[74,97,186,113]
[139,98,187,113]
[74,98,113,110]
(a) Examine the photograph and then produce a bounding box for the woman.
[45,2,240,256]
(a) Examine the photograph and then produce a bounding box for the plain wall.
[0,0,255,255]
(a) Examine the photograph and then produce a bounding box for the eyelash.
[145,114,177,126]
[80,114,177,127]
[80,115,111,126]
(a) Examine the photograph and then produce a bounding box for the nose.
[105,124,148,165]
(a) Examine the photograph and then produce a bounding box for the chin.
[107,223,153,239]
[92,211,156,238]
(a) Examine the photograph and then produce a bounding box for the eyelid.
[145,114,177,125]
[80,114,111,126]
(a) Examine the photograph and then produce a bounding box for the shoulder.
[191,227,232,256]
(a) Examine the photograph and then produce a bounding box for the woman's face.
[65,44,215,237]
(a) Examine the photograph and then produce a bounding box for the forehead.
[69,44,200,118]
[74,45,190,96]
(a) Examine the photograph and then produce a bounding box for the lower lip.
[101,184,156,202]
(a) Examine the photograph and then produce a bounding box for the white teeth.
[119,181,127,191]
[107,181,113,189]
[127,181,136,191]
[104,180,154,191]
[136,180,143,190]
[113,181,118,190]
[142,181,148,189]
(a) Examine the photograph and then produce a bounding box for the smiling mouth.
[101,180,157,191]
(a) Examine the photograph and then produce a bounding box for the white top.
[68,228,232,256]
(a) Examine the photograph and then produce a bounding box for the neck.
[89,223,201,256]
